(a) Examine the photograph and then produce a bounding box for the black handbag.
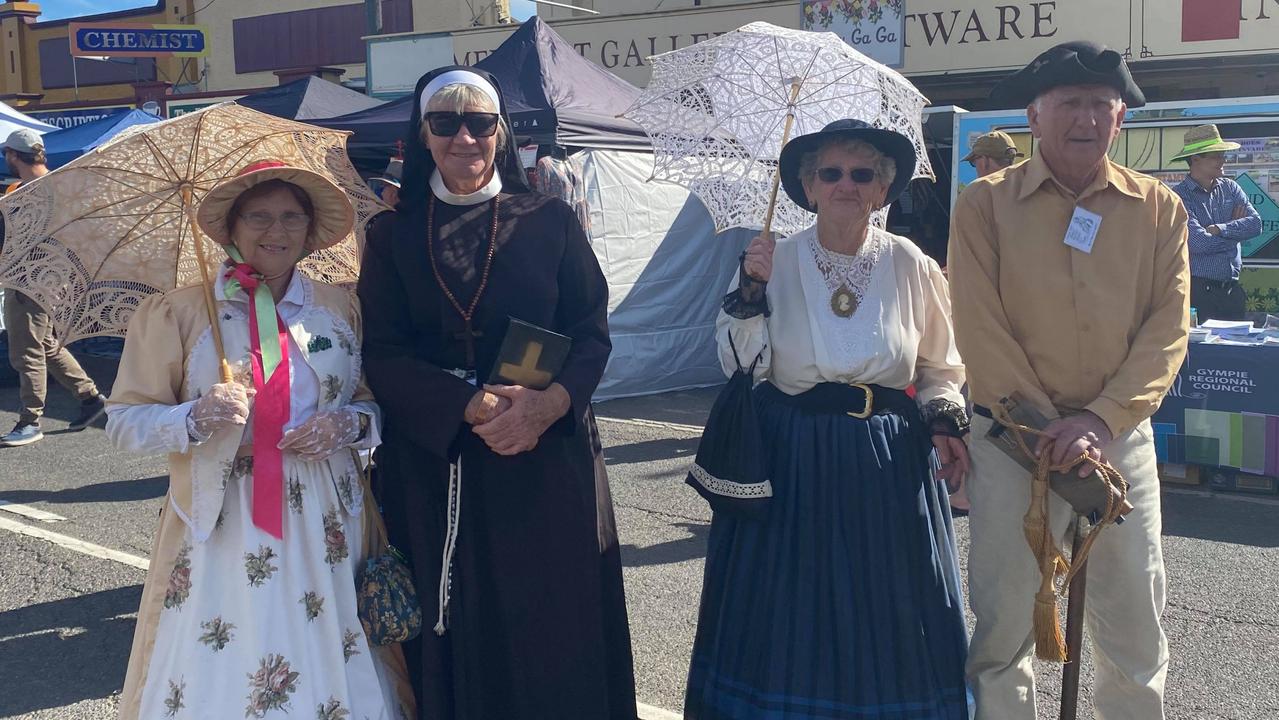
[685,335,771,519]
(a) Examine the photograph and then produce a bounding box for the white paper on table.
[1201,319,1256,330]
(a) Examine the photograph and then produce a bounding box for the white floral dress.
[106,274,413,720]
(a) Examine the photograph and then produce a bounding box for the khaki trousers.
[965,414,1168,720]
[3,289,98,424]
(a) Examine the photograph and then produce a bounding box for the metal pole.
[364,0,382,35]
[72,56,79,101]
[1060,519,1089,720]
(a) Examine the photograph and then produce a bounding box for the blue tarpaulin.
[0,108,161,175]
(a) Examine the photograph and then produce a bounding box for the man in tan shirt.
[949,41,1188,719]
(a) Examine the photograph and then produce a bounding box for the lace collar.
[430,169,502,206]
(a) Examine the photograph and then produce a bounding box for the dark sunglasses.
[425,112,500,138]
[816,166,878,184]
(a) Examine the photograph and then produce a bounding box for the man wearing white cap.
[1,129,107,447]
[1171,124,1261,322]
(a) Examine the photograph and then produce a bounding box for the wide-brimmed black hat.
[990,41,1146,108]
[779,119,916,212]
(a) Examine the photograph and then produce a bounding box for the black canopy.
[315,17,648,171]
[474,16,646,150]
[238,76,384,121]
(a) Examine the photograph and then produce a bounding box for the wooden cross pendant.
[454,320,483,369]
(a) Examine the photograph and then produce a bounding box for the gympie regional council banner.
[1152,343,1279,473]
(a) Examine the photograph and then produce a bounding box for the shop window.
[38,36,157,89]
[233,0,411,74]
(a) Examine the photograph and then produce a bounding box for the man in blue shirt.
[1170,124,1261,321]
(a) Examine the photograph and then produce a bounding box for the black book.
[485,318,572,390]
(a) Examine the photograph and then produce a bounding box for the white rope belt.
[434,457,462,635]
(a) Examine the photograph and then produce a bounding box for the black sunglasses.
[815,166,878,184]
[425,112,500,138]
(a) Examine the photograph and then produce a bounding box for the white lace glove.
[277,407,364,462]
[188,382,251,440]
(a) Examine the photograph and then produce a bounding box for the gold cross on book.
[498,342,553,388]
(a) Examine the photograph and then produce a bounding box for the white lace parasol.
[0,103,386,345]
[623,21,932,236]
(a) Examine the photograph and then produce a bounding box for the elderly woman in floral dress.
[107,160,412,719]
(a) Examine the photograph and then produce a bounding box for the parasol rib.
[182,185,234,384]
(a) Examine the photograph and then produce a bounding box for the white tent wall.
[580,148,754,400]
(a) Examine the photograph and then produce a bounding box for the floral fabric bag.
[352,450,422,645]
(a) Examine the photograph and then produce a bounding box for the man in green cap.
[963,130,1024,178]
[1171,124,1260,321]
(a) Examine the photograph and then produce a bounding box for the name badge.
[1063,206,1102,254]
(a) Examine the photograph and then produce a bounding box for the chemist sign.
[69,23,209,58]
[801,0,906,68]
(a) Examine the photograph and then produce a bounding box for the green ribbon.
[223,245,284,379]
[1178,137,1229,157]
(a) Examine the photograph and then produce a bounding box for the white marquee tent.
[0,101,55,146]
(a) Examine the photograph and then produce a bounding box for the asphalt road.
[0,356,1277,719]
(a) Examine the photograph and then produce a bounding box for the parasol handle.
[761,78,805,238]
[182,186,234,384]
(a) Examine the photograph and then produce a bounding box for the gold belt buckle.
[846,383,874,419]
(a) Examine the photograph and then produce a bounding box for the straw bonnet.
[1171,124,1241,162]
[197,159,354,251]
[962,131,1024,163]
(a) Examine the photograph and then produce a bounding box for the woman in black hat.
[685,120,970,719]
[357,66,637,719]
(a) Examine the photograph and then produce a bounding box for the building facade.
[5,1,1279,126]
[0,0,195,112]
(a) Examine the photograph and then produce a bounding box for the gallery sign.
[69,23,209,58]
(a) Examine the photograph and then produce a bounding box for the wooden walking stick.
[1060,518,1089,720]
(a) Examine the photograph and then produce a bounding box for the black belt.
[1191,276,1240,290]
[758,381,919,421]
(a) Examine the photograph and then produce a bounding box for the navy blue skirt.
[684,383,968,720]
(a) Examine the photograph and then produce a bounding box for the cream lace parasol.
[0,103,386,345]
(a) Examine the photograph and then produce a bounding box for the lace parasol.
[0,103,386,345]
[623,21,932,236]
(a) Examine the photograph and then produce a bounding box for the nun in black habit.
[357,66,638,719]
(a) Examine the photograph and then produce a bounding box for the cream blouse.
[718,225,965,410]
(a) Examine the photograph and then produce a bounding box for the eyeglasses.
[238,211,310,232]
[815,166,878,184]
[425,112,500,138]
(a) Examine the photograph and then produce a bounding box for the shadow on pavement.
[1162,490,1279,548]
[0,584,140,716]
[605,437,699,465]
[0,475,167,505]
[595,386,721,427]
[622,521,709,567]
